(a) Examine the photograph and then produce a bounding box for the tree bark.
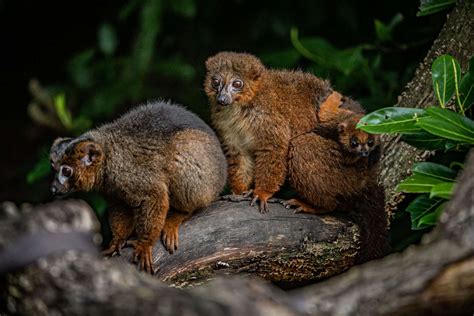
[1,149,472,316]
[112,200,359,286]
[379,0,474,213]
[290,149,474,315]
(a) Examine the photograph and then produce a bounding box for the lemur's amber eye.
[61,166,73,178]
[367,138,375,147]
[211,78,220,88]
[232,80,243,89]
[350,137,359,148]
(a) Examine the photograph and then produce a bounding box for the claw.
[250,195,258,207]
[132,242,155,275]
[242,189,253,198]
[258,199,269,213]
[102,239,126,257]
[282,198,319,214]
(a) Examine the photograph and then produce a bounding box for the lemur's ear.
[338,122,348,133]
[52,137,73,150]
[250,63,264,81]
[73,141,103,166]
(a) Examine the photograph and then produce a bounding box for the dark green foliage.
[359,55,474,230]
[417,0,456,16]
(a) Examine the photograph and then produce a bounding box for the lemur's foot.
[102,238,126,256]
[251,189,273,214]
[132,241,156,275]
[281,198,318,214]
[162,221,180,254]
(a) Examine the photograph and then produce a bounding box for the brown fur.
[50,102,227,273]
[287,133,377,213]
[315,92,381,168]
[287,104,388,261]
[204,52,332,212]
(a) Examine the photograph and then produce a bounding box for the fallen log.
[112,200,360,286]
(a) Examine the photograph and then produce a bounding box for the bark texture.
[1,149,472,315]
[379,0,474,213]
[290,149,474,315]
[113,200,359,286]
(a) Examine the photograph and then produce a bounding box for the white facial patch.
[58,166,70,185]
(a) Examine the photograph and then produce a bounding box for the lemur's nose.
[217,94,231,106]
[51,186,58,196]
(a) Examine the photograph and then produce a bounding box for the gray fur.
[51,100,227,209]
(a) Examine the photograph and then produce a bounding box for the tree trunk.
[290,149,474,315]
[380,0,474,213]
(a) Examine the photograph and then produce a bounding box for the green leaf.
[374,20,390,42]
[416,107,474,144]
[54,94,73,130]
[26,156,51,184]
[397,174,446,193]
[357,107,427,134]
[412,162,457,181]
[405,195,443,230]
[444,140,459,151]
[459,56,474,110]
[430,182,455,199]
[431,55,461,107]
[401,131,448,150]
[374,13,403,42]
[418,201,446,227]
[98,23,118,56]
[417,0,456,17]
[449,161,464,170]
[132,0,163,75]
[290,29,366,76]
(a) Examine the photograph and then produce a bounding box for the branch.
[290,149,474,315]
[112,200,360,286]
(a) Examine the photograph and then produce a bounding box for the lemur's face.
[338,118,379,157]
[204,52,265,108]
[50,139,103,195]
[207,74,244,106]
[346,132,378,157]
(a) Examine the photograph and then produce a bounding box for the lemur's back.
[98,101,216,141]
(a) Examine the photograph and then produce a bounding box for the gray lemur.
[50,101,227,274]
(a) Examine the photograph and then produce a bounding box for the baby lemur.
[204,52,333,213]
[316,91,381,168]
[284,91,382,214]
[50,101,227,274]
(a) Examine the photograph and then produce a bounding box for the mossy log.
[113,200,360,286]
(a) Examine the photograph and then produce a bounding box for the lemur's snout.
[217,94,231,106]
